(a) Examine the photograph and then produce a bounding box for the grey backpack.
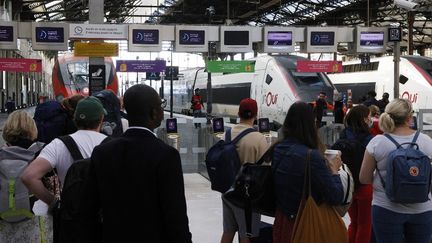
[0,142,44,222]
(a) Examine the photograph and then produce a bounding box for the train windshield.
[274,56,333,88]
[404,56,432,82]
[60,61,113,86]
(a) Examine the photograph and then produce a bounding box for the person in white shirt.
[21,96,107,208]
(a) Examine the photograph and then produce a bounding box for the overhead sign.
[219,26,252,53]
[0,58,42,72]
[128,25,162,52]
[146,72,161,80]
[388,27,402,42]
[116,60,166,72]
[89,65,106,95]
[70,24,128,40]
[360,54,370,65]
[263,27,295,53]
[32,22,69,51]
[0,21,17,50]
[207,61,255,73]
[300,27,338,53]
[175,25,208,52]
[353,27,387,53]
[74,42,119,57]
[164,66,179,80]
[297,60,342,73]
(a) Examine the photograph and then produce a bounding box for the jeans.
[372,205,432,243]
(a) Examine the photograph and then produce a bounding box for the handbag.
[223,147,275,216]
[291,150,348,243]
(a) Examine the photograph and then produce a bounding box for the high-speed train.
[52,54,119,101]
[162,55,336,127]
[327,55,432,111]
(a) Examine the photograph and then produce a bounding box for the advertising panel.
[0,58,42,72]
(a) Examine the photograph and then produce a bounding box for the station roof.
[13,0,432,49]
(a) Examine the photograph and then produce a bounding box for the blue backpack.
[205,128,255,193]
[377,131,432,203]
[34,101,68,144]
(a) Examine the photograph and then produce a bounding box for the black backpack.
[331,130,371,189]
[34,101,68,144]
[205,128,256,193]
[93,90,123,137]
[53,136,109,243]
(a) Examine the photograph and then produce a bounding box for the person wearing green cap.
[21,96,107,211]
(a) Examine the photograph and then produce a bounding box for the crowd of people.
[0,85,430,243]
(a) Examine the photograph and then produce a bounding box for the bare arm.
[359,150,376,184]
[21,157,55,205]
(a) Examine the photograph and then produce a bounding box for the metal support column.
[89,0,105,95]
[408,11,414,55]
[393,42,401,99]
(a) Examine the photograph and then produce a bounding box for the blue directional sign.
[132,29,159,45]
[35,27,64,43]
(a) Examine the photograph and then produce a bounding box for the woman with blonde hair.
[0,110,46,242]
[360,99,432,243]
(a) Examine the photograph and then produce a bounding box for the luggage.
[377,131,432,203]
[34,101,68,143]
[93,90,123,137]
[205,128,255,193]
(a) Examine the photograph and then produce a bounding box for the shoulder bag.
[291,150,348,243]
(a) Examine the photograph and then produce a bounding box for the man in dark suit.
[79,84,192,243]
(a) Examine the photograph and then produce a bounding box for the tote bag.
[291,150,348,243]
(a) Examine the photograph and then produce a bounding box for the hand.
[327,154,342,175]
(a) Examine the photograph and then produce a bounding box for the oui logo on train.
[265,92,278,106]
[401,91,418,103]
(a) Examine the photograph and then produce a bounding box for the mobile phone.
[258,118,270,133]
[166,118,178,134]
[212,117,224,133]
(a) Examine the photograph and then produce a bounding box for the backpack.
[53,136,109,243]
[377,132,432,203]
[93,90,123,137]
[0,142,45,223]
[34,101,68,144]
[205,128,256,193]
[331,130,370,190]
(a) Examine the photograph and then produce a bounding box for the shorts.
[222,196,261,239]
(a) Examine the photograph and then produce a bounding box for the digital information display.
[310,31,335,46]
[35,27,64,43]
[132,29,159,45]
[212,117,224,133]
[224,31,249,45]
[166,118,178,134]
[0,26,13,42]
[360,31,384,46]
[267,31,292,46]
[179,30,205,45]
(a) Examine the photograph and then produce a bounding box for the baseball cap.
[239,98,258,119]
[74,96,107,121]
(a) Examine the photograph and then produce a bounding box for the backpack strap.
[225,128,232,142]
[384,134,401,149]
[58,136,84,161]
[411,131,420,144]
[229,128,256,145]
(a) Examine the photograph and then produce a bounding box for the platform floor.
[184,173,350,243]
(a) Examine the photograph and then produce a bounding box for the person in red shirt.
[369,105,383,136]
[191,88,204,128]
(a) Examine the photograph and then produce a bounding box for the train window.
[399,74,408,84]
[404,56,432,82]
[342,62,379,73]
[265,74,273,85]
[290,71,328,87]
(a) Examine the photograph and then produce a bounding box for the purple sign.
[267,31,292,46]
[116,60,166,72]
[0,26,13,42]
[132,29,159,45]
[360,31,384,46]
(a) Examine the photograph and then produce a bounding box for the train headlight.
[83,87,89,95]
[56,95,64,102]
